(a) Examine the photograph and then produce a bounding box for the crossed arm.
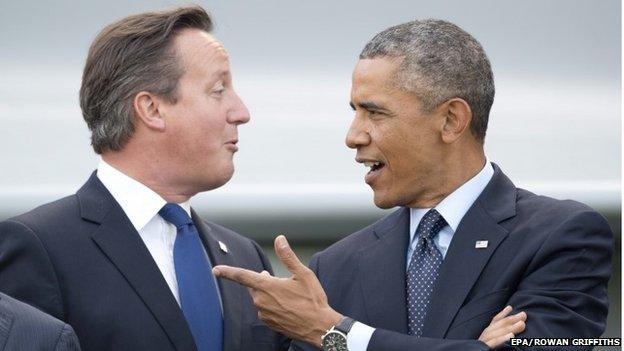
[213,235,526,349]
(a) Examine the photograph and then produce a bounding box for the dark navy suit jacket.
[292,164,613,351]
[0,292,80,351]
[0,173,287,351]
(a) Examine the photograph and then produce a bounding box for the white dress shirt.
[347,160,495,351]
[97,159,191,305]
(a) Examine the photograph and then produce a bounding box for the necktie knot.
[417,209,447,243]
[159,203,193,228]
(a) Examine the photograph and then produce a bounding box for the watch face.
[322,331,348,351]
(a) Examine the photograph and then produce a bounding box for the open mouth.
[364,161,386,174]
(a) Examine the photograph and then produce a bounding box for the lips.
[225,139,238,152]
[356,158,386,185]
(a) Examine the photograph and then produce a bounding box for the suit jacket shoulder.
[9,194,80,230]
[503,187,612,251]
[0,293,80,351]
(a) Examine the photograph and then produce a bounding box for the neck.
[102,152,194,204]
[408,148,486,208]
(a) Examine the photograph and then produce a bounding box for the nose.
[228,91,251,125]
[345,114,370,149]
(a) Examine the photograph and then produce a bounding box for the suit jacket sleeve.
[54,324,81,351]
[498,210,612,350]
[0,220,65,320]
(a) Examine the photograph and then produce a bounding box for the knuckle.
[255,276,269,290]
[299,267,312,278]
[251,294,262,308]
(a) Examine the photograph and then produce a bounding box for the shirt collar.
[96,159,191,231]
[409,159,494,239]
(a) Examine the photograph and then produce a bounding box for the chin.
[373,192,398,209]
[196,166,234,192]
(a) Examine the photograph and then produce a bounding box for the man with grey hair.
[214,19,613,351]
[0,6,286,351]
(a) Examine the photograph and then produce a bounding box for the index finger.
[213,265,267,290]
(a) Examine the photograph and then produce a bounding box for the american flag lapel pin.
[475,240,488,249]
[218,241,229,253]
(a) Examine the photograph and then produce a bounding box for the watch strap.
[334,316,356,335]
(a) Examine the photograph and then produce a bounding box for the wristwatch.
[321,317,356,351]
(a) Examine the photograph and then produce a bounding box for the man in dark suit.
[0,292,81,351]
[0,6,285,351]
[213,19,613,350]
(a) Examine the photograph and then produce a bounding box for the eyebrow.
[220,70,231,78]
[208,69,231,85]
[349,101,392,114]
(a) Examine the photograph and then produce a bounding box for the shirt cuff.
[346,321,375,351]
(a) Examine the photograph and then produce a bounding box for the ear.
[440,98,472,144]
[133,91,166,132]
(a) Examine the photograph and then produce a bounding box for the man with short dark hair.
[0,6,285,351]
[214,19,613,351]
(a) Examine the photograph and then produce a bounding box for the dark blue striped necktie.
[159,203,223,351]
[406,209,447,337]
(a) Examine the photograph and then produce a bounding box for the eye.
[368,109,385,118]
[211,82,226,96]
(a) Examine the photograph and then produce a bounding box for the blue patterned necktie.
[406,209,447,337]
[159,204,223,351]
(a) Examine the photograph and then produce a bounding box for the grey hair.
[79,6,213,154]
[360,19,494,142]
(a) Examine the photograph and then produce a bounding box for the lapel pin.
[218,241,229,253]
[475,240,488,249]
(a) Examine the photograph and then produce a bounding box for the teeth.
[363,161,381,169]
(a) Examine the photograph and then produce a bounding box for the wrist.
[320,316,356,351]
[311,308,343,347]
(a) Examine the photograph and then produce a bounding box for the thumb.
[274,235,306,276]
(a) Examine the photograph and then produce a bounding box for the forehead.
[351,58,401,97]
[173,29,229,72]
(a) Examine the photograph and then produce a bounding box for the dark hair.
[360,19,494,142]
[79,5,213,154]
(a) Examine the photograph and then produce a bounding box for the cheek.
[185,110,228,146]
[167,122,224,167]
[377,126,412,167]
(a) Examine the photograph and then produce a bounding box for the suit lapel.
[421,203,508,337]
[422,163,517,338]
[78,173,197,351]
[358,208,410,333]
[192,211,243,351]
